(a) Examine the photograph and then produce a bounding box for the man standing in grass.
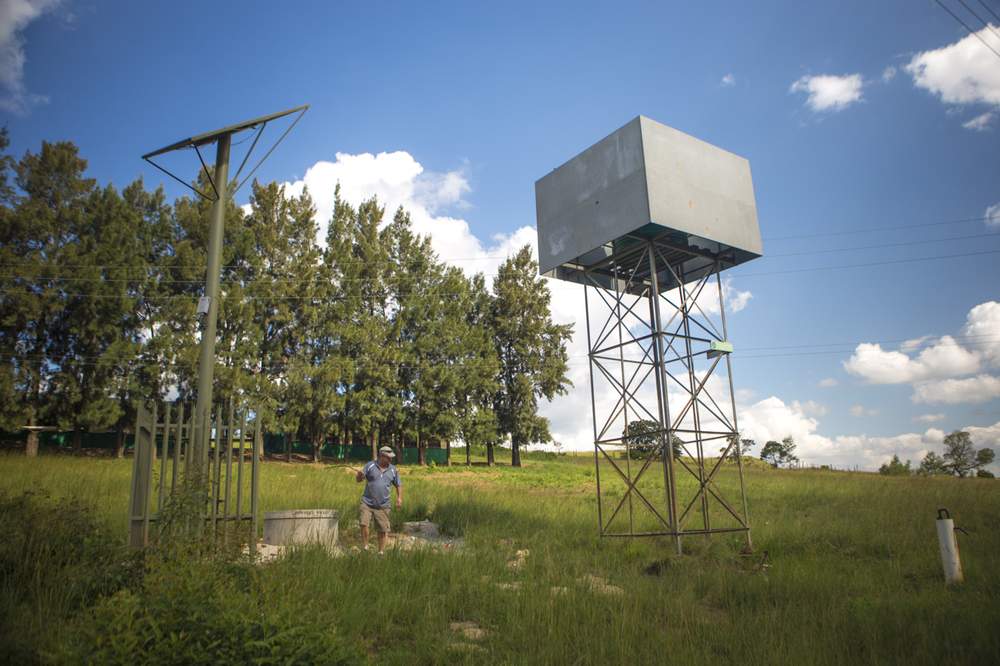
[355,446,403,554]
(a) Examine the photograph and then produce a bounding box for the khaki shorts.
[359,503,391,533]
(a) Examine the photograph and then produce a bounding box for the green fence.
[0,430,130,450]
[263,434,447,464]
[2,430,450,464]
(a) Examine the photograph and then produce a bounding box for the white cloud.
[737,394,1000,470]
[721,73,735,87]
[963,110,996,131]
[906,25,1000,107]
[912,374,1000,404]
[793,400,828,417]
[986,202,1000,228]
[844,335,980,384]
[739,397,831,455]
[849,404,878,417]
[652,276,752,319]
[278,151,526,277]
[833,429,945,471]
[790,73,864,112]
[914,413,945,423]
[899,335,932,353]
[963,300,1000,365]
[724,280,752,312]
[818,377,838,388]
[881,66,897,83]
[843,302,1000,405]
[414,167,471,211]
[965,420,1000,450]
[0,0,60,114]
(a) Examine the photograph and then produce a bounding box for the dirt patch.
[450,621,488,641]
[251,520,460,562]
[507,549,530,570]
[389,520,463,551]
[448,642,483,653]
[579,574,624,597]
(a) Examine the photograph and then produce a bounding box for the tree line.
[622,420,996,479]
[0,131,572,466]
[880,431,995,478]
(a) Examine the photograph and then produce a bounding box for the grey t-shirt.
[361,460,401,509]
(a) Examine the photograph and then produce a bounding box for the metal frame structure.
[130,106,308,549]
[583,230,752,554]
[141,104,308,468]
[128,401,262,549]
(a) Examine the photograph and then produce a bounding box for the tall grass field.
[1,451,998,664]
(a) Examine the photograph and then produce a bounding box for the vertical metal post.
[584,283,604,536]
[251,422,262,555]
[223,401,235,540]
[236,407,246,530]
[128,404,155,548]
[170,402,181,495]
[677,266,711,535]
[157,403,170,513]
[612,262,634,534]
[717,271,753,551]
[192,133,231,467]
[212,405,223,535]
[647,245,681,555]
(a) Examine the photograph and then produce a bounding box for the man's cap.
[378,446,395,458]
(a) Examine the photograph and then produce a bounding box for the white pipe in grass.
[936,509,963,585]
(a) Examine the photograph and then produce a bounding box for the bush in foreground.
[60,552,361,665]
[0,492,360,665]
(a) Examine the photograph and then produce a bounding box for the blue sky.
[2,0,999,468]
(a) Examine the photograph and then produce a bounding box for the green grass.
[1,452,998,664]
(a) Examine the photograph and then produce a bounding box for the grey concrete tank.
[263,509,339,548]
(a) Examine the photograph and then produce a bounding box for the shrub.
[59,550,362,665]
[0,492,140,662]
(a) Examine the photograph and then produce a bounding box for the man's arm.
[356,462,369,483]
[394,474,403,508]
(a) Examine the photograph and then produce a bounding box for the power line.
[3,228,997,285]
[2,246,998,298]
[9,334,999,368]
[733,247,1000,279]
[976,0,1000,25]
[957,0,1000,40]
[762,215,991,241]
[934,0,1000,60]
[763,230,997,258]
[734,332,1000,353]
[0,213,994,276]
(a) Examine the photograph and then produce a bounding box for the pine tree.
[0,140,95,455]
[48,182,148,449]
[455,274,498,466]
[119,179,173,456]
[490,247,572,467]
[275,186,354,462]
[339,197,399,459]
[242,181,322,436]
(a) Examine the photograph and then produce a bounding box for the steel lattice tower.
[535,116,763,552]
